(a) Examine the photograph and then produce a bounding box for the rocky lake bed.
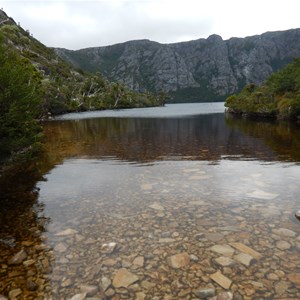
[1,159,300,300]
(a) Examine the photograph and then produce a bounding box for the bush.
[225,58,300,119]
[0,39,43,162]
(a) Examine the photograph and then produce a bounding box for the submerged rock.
[287,273,300,285]
[149,202,164,211]
[101,242,117,254]
[214,256,236,267]
[55,228,78,236]
[112,268,139,288]
[0,237,16,248]
[276,240,291,250]
[54,242,68,253]
[214,292,234,300]
[136,292,146,300]
[8,289,22,299]
[26,280,38,291]
[210,272,232,290]
[132,256,144,267]
[101,276,111,292]
[229,242,262,259]
[79,284,98,297]
[210,244,235,257]
[8,249,27,265]
[193,286,216,298]
[246,189,278,200]
[272,228,297,238]
[167,252,190,269]
[69,293,87,300]
[234,253,254,266]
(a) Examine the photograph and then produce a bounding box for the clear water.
[1,103,300,299]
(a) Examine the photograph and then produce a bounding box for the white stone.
[215,256,236,267]
[101,242,117,254]
[101,276,111,291]
[234,253,254,266]
[55,228,78,236]
[190,254,199,262]
[69,293,86,300]
[246,189,278,200]
[210,244,235,257]
[158,238,176,243]
[149,202,164,211]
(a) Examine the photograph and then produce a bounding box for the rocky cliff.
[55,29,300,102]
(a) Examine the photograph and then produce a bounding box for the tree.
[0,39,43,162]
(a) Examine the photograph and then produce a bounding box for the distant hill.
[55,29,300,102]
[0,10,164,116]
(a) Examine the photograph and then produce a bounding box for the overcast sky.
[1,0,300,50]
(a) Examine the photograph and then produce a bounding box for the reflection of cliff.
[44,114,282,163]
[225,114,300,162]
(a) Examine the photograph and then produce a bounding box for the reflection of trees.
[43,114,282,164]
[0,161,52,298]
[225,114,300,162]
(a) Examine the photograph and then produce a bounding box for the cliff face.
[55,29,300,101]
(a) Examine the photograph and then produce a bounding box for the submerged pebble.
[1,161,300,299]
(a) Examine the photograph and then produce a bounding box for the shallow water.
[1,103,300,299]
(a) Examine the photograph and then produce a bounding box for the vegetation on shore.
[0,40,43,163]
[225,58,300,120]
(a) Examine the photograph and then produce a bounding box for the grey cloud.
[2,0,300,50]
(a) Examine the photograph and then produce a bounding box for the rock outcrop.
[55,29,300,101]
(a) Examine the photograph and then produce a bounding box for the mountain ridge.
[55,28,300,102]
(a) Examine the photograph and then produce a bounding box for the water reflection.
[225,114,300,162]
[43,113,300,164]
[0,166,52,299]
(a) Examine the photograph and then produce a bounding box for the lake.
[1,103,300,299]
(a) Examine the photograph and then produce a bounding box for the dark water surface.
[1,103,300,299]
